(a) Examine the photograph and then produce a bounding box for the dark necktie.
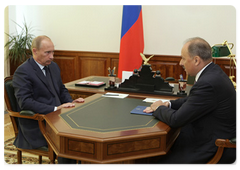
[43,66,61,106]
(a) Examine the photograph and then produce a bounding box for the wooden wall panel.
[10,50,236,84]
[149,55,186,80]
[110,58,119,76]
[52,50,119,83]
[53,56,79,83]
[150,61,184,79]
[79,57,108,78]
[213,58,236,82]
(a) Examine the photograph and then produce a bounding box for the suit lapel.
[29,57,53,94]
[48,64,59,94]
[197,62,214,82]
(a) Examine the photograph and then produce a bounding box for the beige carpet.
[4,138,52,164]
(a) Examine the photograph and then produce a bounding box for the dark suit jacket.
[12,57,73,149]
[153,63,236,163]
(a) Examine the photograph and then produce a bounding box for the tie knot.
[43,66,49,76]
[44,66,49,72]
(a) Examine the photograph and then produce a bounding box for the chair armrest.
[230,138,236,144]
[208,137,236,164]
[20,110,35,116]
[8,110,39,120]
[215,138,236,148]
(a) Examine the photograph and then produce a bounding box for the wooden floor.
[4,113,15,141]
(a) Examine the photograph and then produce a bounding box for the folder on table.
[130,105,153,116]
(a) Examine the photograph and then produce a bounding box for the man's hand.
[72,98,85,103]
[143,100,170,113]
[143,107,154,113]
[56,98,84,111]
[57,102,76,110]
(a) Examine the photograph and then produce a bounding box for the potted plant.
[5,19,35,64]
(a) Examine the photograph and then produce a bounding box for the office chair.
[4,76,56,164]
[207,138,236,164]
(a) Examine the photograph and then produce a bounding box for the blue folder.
[130,105,153,116]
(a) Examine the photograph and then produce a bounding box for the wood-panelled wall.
[10,50,235,84]
[53,51,119,83]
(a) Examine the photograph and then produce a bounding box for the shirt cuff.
[54,106,57,111]
[168,101,172,108]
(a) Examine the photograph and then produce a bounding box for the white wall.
[8,5,236,55]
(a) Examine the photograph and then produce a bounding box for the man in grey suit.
[12,35,84,163]
[144,37,236,163]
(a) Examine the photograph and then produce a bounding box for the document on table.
[130,105,153,116]
[102,92,129,99]
[143,98,170,103]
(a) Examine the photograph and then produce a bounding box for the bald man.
[13,35,84,163]
[144,37,236,163]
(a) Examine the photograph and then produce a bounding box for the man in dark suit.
[144,37,236,163]
[12,35,84,163]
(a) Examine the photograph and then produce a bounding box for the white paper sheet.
[143,98,170,103]
[102,92,129,99]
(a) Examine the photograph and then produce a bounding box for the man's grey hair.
[185,37,212,61]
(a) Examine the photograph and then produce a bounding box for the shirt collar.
[195,62,212,82]
[33,58,45,70]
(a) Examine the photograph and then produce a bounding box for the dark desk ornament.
[105,53,174,95]
[107,67,117,89]
[177,74,187,96]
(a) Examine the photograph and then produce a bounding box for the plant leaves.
[4,18,35,64]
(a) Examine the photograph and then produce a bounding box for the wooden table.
[40,94,181,164]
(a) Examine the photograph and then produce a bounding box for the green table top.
[60,97,159,133]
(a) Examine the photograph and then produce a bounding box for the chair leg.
[39,156,42,164]
[17,150,22,164]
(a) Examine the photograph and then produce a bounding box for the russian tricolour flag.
[118,5,144,78]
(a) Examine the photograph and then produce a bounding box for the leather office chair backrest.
[4,76,56,164]
[4,76,20,112]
